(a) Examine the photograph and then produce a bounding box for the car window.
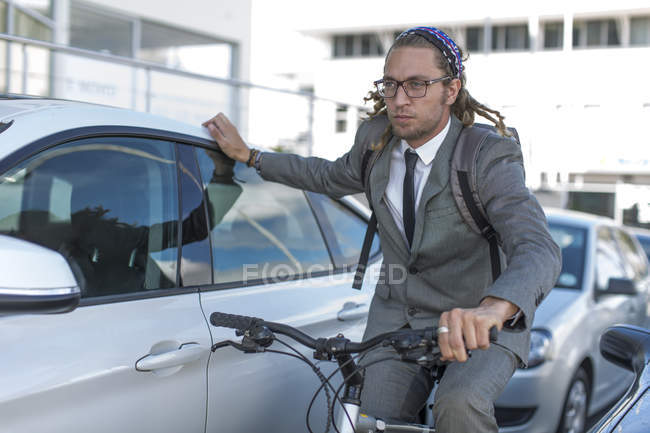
[548,222,587,290]
[595,227,627,291]
[0,137,180,298]
[195,148,332,285]
[613,229,649,280]
[633,233,650,264]
[307,192,380,268]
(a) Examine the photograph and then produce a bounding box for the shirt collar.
[399,115,451,165]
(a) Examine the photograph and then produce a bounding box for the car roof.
[0,97,216,160]
[545,207,616,229]
[624,225,650,239]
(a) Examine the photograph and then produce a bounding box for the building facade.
[254,0,650,224]
[1,0,251,128]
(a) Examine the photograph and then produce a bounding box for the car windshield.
[549,222,587,290]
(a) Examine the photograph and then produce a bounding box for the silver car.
[496,208,650,433]
[0,96,381,433]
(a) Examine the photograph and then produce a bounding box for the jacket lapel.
[409,116,463,255]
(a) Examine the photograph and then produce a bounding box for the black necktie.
[403,149,419,247]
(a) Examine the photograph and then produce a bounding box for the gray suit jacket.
[259,114,561,365]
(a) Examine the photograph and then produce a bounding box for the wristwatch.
[506,309,523,328]
[253,150,263,174]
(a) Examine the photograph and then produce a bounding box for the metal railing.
[0,32,367,156]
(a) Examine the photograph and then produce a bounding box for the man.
[203,27,561,432]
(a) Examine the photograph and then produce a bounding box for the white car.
[0,96,381,433]
[495,208,650,433]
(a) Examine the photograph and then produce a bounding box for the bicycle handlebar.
[210,311,498,356]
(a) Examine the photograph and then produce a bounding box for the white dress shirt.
[384,117,451,247]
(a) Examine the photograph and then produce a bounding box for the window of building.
[14,7,52,40]
[0,2,7,33]
[466,26,484,53]
[333,35,344,57]
[196,149,333,285]
[0,137,181,298]
[139,20,232,77]
[543,22,564,49]
[573,19,621,48]
[12,0,51,17]
[0,0,53,41]
[568,191,616,218]
[631,16,650,46]
[336,105,348,133]
[68,2,233,77]
[70,2,134,57]
[492,24,529,51]
[332,33,384,58]
[357,109,369,128]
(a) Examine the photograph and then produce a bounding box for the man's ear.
[445,78,461,105]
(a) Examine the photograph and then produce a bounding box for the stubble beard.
[387,95,448,144]
[389,112,443,143]
[391,120,436,142]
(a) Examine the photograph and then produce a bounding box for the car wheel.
[557,367,590,433]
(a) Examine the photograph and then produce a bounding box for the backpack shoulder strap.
[450,124,494,236]
[353,140,388,290]
[450,123,520,281]
[353,119,390,290]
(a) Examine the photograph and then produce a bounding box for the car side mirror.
[600,325,650,374]
[0,235,80,315]
[605,277,637,296]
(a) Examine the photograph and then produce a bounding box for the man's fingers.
[448,309,468,362]
[438,314,454,361]
[476,324,491,349]
[206,122,225,142]
[462,314,478,350]
[202,113,230,129]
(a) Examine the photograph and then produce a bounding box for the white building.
[1,0,251,128]
[250,0,650,224]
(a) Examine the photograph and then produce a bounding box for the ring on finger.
[437,326,449,335]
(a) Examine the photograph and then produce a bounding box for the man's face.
[383,46,457,148]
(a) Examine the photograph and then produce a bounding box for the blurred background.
[1,0,649,227]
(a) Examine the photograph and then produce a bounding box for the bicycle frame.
[332,349,436,433]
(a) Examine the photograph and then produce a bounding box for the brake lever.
[211,338,266,353]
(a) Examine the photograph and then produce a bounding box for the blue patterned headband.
[397,26,463,79]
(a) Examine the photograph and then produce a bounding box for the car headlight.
[527,329,552,368]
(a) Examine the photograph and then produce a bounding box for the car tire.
[556,367,590,433]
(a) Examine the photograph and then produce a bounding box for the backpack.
[352,123,520,290]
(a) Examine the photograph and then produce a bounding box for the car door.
[0,135,211,433]
[590,226,637,404]
[193,147,381,433]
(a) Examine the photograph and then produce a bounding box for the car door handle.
[337,302,367,321]
[136,343,205,371]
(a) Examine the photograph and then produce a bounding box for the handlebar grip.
[489,326,498,343]
[210,312,262,330]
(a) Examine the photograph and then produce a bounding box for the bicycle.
[209,311,497,433]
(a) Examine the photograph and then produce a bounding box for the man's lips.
[393,115,414,124]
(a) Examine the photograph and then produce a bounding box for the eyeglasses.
[374,76,451,98]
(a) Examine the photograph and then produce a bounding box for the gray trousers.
[359,343,516,433]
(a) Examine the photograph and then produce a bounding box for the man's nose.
[393,83,410,105]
